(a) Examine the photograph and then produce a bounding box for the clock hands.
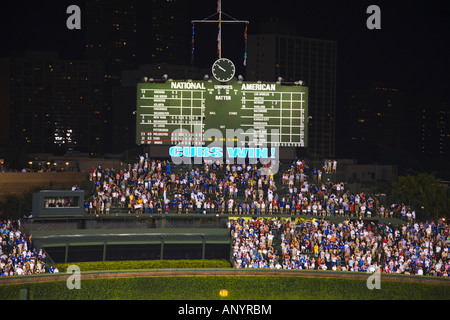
[212,58,235,82]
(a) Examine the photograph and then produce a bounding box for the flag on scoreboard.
[217,15,221,58]
[243,23,248,66]
[191,23,195,64]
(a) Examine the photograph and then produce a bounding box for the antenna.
[191,0,249,61]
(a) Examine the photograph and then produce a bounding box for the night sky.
[1,0,449,101]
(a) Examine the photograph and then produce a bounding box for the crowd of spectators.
[323,159,337,174]
[85,155,283,215]
[0,219,50,277]
[84,154,415,223]
[2,153,447,280]
[229,216,450,277]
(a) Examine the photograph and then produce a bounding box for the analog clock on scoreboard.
[212,58,236,82]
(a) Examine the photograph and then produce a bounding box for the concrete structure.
[0,172,87,199]
[32,190,85,217]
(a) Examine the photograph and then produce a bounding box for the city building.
[111,63,211,154]
[83,0,191,154]
[246,24,337,158]
[420,104,450,158]
[84,0,138,79]
[84,0,139,154]
[137,0,190,65]
[344,83,406,163]
[0,51,105,155]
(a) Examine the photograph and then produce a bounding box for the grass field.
[1,269,449,300]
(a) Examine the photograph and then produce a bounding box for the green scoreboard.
[136,79,308,148]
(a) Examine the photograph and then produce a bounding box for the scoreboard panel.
[137,79,308,147]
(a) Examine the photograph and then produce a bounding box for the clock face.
[212,58,235,82]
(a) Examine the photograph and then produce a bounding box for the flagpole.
[218,0,222,59]
[192,1,249,63]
